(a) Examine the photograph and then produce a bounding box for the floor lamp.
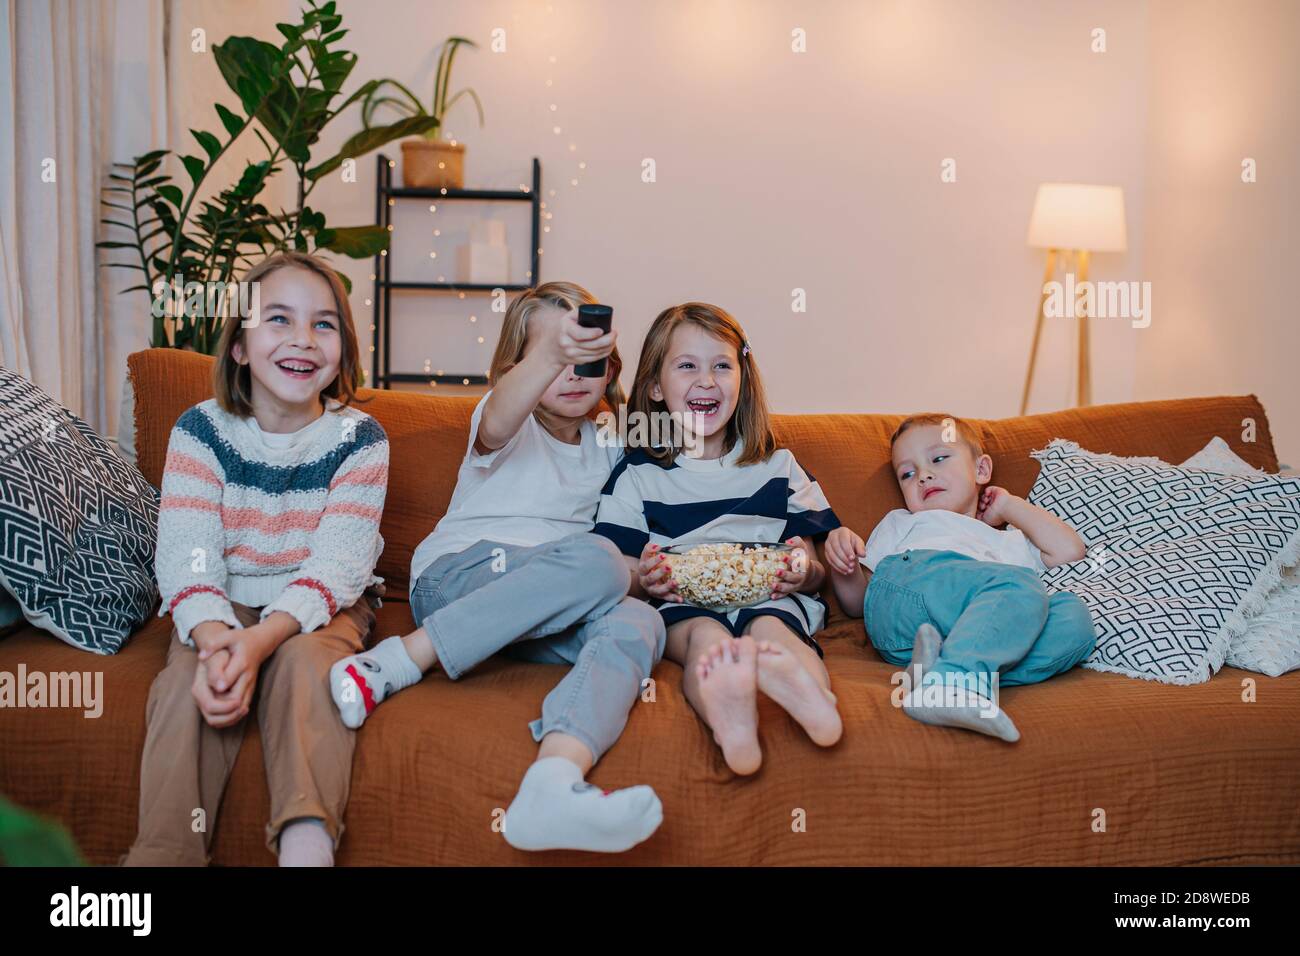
[1021,183,1127,414]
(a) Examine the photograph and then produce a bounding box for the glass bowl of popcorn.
[660,541,798,611]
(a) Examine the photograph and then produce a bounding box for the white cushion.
[1176,437,1300,677]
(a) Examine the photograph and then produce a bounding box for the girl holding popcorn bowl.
[594,303,844,775]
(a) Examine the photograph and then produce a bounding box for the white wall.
[332,0,1150,417]
[110,1,1294,463]
[1136,0,1300,466]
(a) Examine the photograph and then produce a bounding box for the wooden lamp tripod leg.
[1076,248,1091,407]
[1020,248,1058,416]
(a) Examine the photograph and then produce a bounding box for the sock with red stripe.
[503,756,663,853]
[329,636,422,729]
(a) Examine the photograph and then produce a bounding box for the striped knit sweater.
[155,399,389,644]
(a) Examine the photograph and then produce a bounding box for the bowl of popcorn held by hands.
[660,541,806,611]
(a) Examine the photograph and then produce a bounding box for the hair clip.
[742,341,752,357]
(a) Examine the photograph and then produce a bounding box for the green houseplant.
[98,0,438,352]
[359,36,484,190]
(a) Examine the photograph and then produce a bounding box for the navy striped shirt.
[594,440,840,557]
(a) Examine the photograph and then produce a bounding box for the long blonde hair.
[212,252,364,415]
[488,281,626,412]
[629,302,776,466]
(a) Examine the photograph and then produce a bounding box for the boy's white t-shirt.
[862,508,1046,572]
[409,392,621,582]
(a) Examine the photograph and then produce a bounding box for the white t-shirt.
[409,392,622,582]
[246,416,311,449]
[862,508,1045,572]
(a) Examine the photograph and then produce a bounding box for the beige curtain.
[0,0,167,436]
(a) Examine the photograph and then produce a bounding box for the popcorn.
[663,542,789,611]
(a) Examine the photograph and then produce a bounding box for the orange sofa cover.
[1,347,1296,865]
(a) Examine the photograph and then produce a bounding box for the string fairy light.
[410,5,588,392]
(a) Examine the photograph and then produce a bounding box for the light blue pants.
[864,549,1096,687]
[409,533,666,763]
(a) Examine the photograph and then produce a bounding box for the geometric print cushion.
[0,366,159,654]
[0,588,21,635]
[1177,437,1300,677]
[1028,439,1300,685]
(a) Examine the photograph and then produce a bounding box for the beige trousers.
[123,598,374,866]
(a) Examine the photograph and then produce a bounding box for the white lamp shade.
[1026,183,1127,252]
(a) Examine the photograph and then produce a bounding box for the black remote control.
[573,304,613,377]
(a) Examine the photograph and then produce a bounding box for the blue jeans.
[410,533,666,763]
[864,549,1096,687]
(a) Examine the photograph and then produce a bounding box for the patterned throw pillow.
[0,589,22,636]
[1176,436,1300,677]
[1028,439,1300,684]
[0,368,159,653]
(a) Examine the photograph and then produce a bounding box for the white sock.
[902,682,1020,742]
[329,635,423,729]
[905,623,944,691]
[503,757,663,853]
[278,818,334,867]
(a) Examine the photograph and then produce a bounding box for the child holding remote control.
[825,413,1095,742]
[328,282,667,854]
[593,302,843,776]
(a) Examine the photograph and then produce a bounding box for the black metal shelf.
[371,153,541,389]
[384,185,535,201]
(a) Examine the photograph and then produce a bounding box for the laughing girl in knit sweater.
[124,252,388,868]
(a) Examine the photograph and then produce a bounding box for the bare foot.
[756,640,842,747]
[696,637,762,775]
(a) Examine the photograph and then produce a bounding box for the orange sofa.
[2,347,1298,865]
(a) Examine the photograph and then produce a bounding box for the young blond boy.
[827,414,1095,741]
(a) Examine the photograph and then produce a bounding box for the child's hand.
[191,621,233,657]
[198,624,275,695]
[550,309,617,370]
[204,648,232,691]
[825,527,866,575]
[192,655,253,728]
[770,537,812,599]
[977,486,1019,526]
[638,542,682,602]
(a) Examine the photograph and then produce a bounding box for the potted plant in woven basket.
[361,36,484,189]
